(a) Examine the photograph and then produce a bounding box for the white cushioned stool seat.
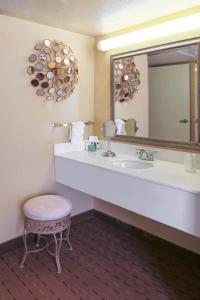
[24,195,72,221]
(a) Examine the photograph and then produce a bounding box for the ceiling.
[0,0,199,36]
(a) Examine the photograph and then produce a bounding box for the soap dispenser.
[184,153,196,173]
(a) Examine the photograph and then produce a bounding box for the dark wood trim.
[198,42,200,143]
[110,38,200,152]
[189,62,196,142]
[110,58,115,123]
[112,135,200,152]
[0,210,94,255]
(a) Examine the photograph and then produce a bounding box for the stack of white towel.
[115,119,127,135]
[70,121,85,145]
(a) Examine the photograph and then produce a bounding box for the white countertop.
[55,150,200,195]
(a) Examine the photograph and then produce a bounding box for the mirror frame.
[110,38,200,152]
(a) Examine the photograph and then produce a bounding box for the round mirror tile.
[116,84,121,89]
[27,66,35,75]
[56,79,63,85]
[64,76,70,83]
[117,70,122,75]
[29,54,37,62]
[64,58,70,65]
[67,67,72,74]
[41,82,49,89]
[46,95,54,101]
[56,96,63,102]
[57,89,64,96]
[53,44,60,52]
[48,61,56,69]
[47,71,54,79]
[63,48,69,54]
[36,73,44,81]
[35,43,43,50]
[35,62,44,71]
[55,56,62,63]
[59,69,67,77]
[36,89,45,96]
[39,53,47,61]
[44,39,51,47]
[43,47,51,54]
[31,79,39,87]
[48,87,56,95]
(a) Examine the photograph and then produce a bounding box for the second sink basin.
[111,159,153,169]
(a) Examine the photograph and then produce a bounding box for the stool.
[20,195,72,273]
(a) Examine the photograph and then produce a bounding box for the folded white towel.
[70,121,85,145]
[115,119,127,135]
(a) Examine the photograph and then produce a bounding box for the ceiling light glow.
[97,13,200,51]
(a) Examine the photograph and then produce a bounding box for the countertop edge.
[55,153,200,196]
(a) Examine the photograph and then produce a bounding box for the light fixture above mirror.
[97,13,200,52]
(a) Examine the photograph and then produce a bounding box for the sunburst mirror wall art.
[27,39,79,102]
[113,56,140,103]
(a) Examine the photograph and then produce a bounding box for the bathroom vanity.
[54,143,200,238]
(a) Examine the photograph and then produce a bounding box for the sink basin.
[111,159,153,169]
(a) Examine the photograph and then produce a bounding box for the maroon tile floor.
[0,216,200,300]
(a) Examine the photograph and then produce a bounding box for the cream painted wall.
[115,54,149,137]
[94,8,200,254]
[0,15,94,244]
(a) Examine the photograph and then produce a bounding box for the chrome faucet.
[136,149,154,161]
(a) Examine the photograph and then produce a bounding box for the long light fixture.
[97,12,200,51]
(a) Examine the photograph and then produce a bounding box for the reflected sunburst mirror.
[113,56,140,103]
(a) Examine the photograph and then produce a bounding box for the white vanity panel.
[55,150,200,238]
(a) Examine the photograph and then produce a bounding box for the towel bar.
[52,121,94,128]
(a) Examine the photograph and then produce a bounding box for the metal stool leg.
[53,232,63,273]
[65,223,72,250]
[20,229,28,268]
[20,215,71,272]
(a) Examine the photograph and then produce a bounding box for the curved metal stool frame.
[20,214,72,273]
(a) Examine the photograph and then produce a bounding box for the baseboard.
[1,209,199,261]
[0,209,95,255]
[72,209,95,225]
[0,233,36,255]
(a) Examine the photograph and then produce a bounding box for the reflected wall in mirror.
[111,40,200,149]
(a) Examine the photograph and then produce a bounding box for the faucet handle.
[136,149,143,154]
[136,148,144,154]
[148,152,154,161]
[136,149,145,159]
[136,149,154,161]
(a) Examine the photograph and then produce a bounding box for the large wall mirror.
[111,39,200,151]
